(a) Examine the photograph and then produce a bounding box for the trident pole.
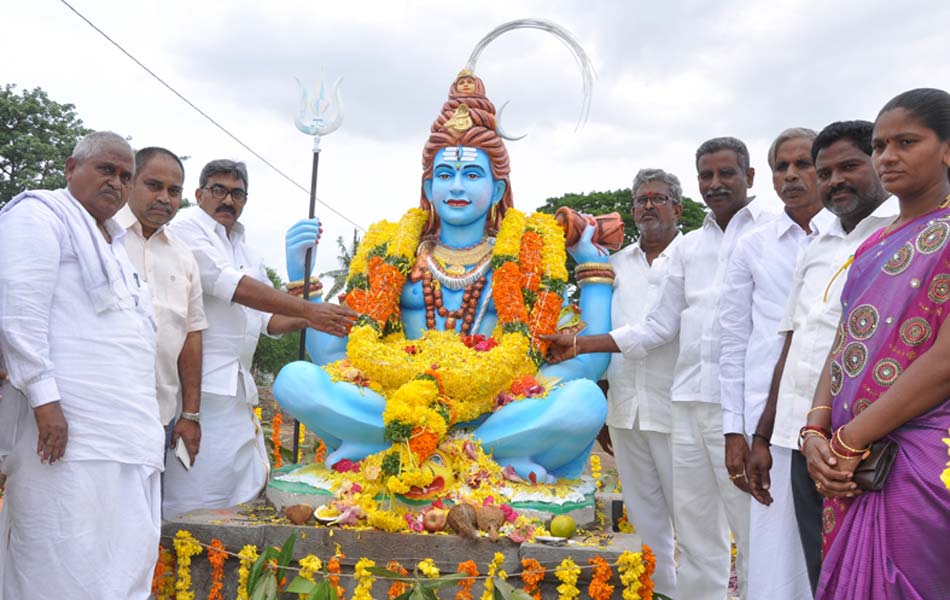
[292,77,344,463]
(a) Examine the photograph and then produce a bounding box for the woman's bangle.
[572,333,578,357]
[807,406,832,416]
[798,424,830,452]
[831,426,870,459]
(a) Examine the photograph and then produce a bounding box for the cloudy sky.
[5,0,950,280]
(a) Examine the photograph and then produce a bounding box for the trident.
[291,76,344,463]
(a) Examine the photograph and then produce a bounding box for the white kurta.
[613,200,775,600]
[718,209,832,600]
[163,207,272,515]
[606,234,682,598]
[0,191,164,599]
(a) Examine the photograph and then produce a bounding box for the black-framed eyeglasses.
[203,184,247,203]
[633,194,673,207]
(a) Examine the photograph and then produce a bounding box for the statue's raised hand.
[567,220,609,264]
[285,217,323,281]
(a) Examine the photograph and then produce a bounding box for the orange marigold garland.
[271,411,283,469]
[349,256,406,324]
[386,561,410,600]
[587,556,614,600]
[519,230,543,292]
[520,558,545,600]
[639,545,656,600]
[151,545,175,600]
[528,289,562,355]
[492,261,528,323]
[206,539,228,600]
[314,437,327,463]
[408,428,440,463]
[455,560,479,600]
[328,547,346,600]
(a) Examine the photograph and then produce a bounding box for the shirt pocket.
[153,274,190,322]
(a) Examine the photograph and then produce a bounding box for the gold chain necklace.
[429,238,495,267]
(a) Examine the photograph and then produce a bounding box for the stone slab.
[163,501,643,599]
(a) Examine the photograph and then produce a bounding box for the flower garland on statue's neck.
[332,206,567,488]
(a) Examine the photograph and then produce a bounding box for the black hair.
[878,88,950,141]
[811,121,874,162]
[134,147,184,180]
[695,137,750,172]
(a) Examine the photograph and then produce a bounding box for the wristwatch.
[180,411,201,423]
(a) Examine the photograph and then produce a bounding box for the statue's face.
[424,146,506,229]
[456,77,476,94]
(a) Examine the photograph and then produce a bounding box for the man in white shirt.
[719,128,830,599]
[544,167,684,598]
[0,131,164,599]
[550,138,772,599]
[115,147,207,470]
[746,121,894,594]
[164,159,356,515]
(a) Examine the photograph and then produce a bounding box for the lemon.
[549,515,577,539]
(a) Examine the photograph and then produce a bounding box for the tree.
[536,188,707,295]
[319,229,361,302]
[252,267,302,384]
[0,84,91,207]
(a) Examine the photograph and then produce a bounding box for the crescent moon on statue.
[496,101,527,141]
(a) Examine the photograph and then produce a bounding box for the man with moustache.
[542,168,684,598]
[0,132,164,598]
[746,121,896,594]
[164,159,357,515]
[115,147,206,472]
[552,138,772,599]
[719,128,833,599]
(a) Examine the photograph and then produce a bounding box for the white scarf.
[0,188,132,313]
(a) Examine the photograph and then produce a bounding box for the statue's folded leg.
[273,361,388,465]
[474,378,606,482]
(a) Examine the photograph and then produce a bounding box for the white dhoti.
[609,421,677,598]
[162,379,269,516]
[748,446,811,599]
[0,422,160,600]
[672,401,750,600]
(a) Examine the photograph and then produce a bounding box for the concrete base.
[163,500,642,599]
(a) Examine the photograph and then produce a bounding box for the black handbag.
[852,439,898,491]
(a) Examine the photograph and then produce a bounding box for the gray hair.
[199,159,248,190]
[71,131,132,162]
[695,136,751,172]
[632,168,683,203]
[767,127,818,169]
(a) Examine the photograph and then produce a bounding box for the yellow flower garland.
[480,552,506,600]
[353,557,377,600]
[298,555,323,600]
[235,544,259,600]
[417,558,441,579]
[332,206,568,491]
[172,530,202,600]
[554,557,581,600]
[617,551,646,600]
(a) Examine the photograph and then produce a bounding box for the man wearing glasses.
[609,173,683,598]
[164,159,357,515]
[543,169,683,598]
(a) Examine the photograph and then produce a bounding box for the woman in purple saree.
[803,88,950,599]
